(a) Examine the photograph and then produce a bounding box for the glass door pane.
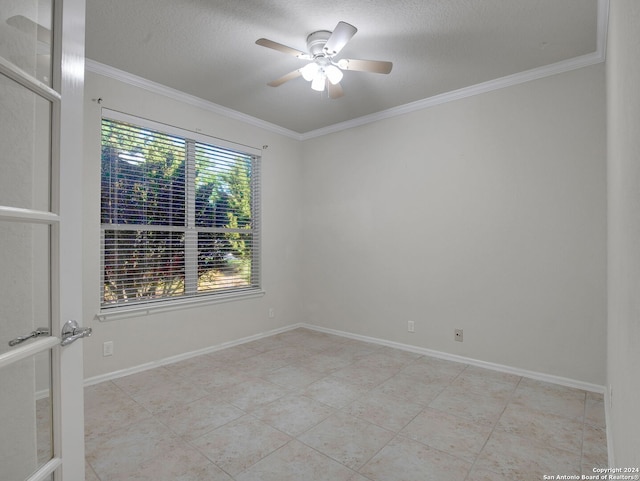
[0,0,53,84]
[0,221,51,357]
[0,72,52,212]
[36,350,53,466]
[2,0,86,478]
[0,350,53,480]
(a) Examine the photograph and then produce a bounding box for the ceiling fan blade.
[327,80,344,99]
[256,38,310,59]
[323,21,357,56]
[338,58,393,74]
[7,15,51,44]
[267,69,302,87]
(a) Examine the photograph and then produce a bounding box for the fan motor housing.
[306,30,332,57]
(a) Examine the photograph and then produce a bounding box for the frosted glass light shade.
[301,62,319,81]
[311,74,326,91]
[325,65,343,84]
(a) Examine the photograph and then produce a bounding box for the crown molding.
[300,0,609,140]
[596,0,610,59]
[85,59,302,140]
[86,0,608,142]
[300,51,606,140]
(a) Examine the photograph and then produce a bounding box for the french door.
[0,0,86,479]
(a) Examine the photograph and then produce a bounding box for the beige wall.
[606,0,640,466]
[83,63,607,390]
[82,71,304,379]
[301,64,607,385]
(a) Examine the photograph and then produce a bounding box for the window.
[100,111,261,313]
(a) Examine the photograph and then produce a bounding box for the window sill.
[95,289,265,322]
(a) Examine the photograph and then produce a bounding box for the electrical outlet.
[268,308,275,319]
[454,329,463,342]
[408,321,415,332]
[103,341,114,357]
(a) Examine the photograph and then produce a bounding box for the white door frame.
[54,0,87,478]
[0,0,86,479]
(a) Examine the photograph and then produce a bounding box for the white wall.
[83,62,607,389]
[301,64,607,385]
[606,0,640,466]
[82,71,304,379]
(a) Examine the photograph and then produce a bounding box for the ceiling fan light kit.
[256,21,392,99]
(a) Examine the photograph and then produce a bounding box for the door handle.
[60,320,92,346]
[8,327,50,346]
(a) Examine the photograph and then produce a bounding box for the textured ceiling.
[85,0,601,135]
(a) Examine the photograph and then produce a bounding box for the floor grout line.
[82,328,606,480]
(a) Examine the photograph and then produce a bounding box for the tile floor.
[84,328,608,481]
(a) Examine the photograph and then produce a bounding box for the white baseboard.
[83,324,298,387]
[299,323,606,394]
[82,321,611,464]
[85,321,605,394]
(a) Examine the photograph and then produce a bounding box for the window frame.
[97,109,263,321]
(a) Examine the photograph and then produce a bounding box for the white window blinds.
[100,113,261,311]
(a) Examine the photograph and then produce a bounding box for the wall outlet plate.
[408,321,415,332]
[454,329,463,342]
[103,341,114,356]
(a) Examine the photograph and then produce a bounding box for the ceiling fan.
[256,21,392,99]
